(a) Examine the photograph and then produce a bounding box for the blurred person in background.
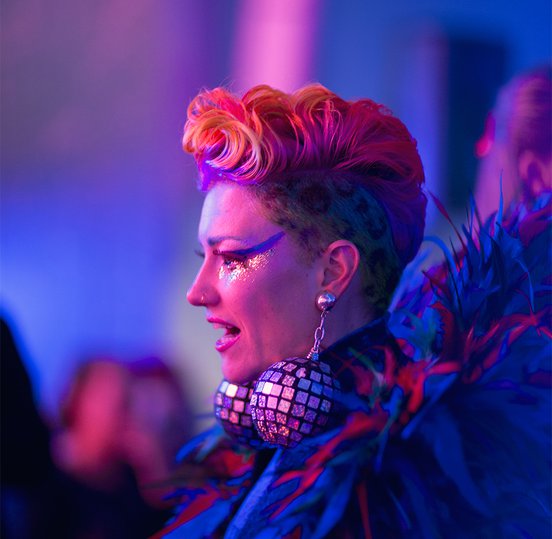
[52,356,190,538]
[124,357,192,508]
[1,317,72,538]
[54,359,132,494]
[475,65,552,220]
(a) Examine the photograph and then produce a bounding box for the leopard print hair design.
[252,170,402,315]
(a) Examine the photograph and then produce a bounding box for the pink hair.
[183,83,426,268]
[494,66,552,160]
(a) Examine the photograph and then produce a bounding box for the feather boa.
[154,193,551,538]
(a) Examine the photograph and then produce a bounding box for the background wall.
[1,0,550,428]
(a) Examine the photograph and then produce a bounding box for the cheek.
[252,266,317,333]
[219,249,317,331]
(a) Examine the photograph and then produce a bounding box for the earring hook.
[307,291,336,361]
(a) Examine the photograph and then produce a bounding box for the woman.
[154,84,550,538]
[185,83,425,394]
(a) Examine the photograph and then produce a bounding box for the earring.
[214,379,265,447]
[249,291,341,449]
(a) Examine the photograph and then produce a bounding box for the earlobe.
[518,150,552,197]
[320,240,360,298]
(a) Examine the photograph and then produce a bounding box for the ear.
[518,149,552,197]
[319,240,360,298]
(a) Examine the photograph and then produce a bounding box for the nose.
[186,265,219,307]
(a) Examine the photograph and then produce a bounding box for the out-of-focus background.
[1,0,550,429]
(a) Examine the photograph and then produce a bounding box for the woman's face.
[187,182,322,384]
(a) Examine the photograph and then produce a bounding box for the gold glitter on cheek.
[218,249,275,283]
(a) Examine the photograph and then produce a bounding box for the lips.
[207,317,241,352]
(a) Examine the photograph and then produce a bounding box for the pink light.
[231,0,320,93]
[475,114,496,158]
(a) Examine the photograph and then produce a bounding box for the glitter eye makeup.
[215,231,285,283]
[217,250,273,282]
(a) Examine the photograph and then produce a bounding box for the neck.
[322,290,376,352]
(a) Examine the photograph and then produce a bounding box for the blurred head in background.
[475,66,552,219]
[54,359,130,486]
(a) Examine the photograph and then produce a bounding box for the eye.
[222,255,247,270]
[215,250,248,271]
[194,249,205,259]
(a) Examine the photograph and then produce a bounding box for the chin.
[222,362,256,385]
[222,356,276,385]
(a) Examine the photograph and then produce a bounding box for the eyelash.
[214,250,248,270]
[194,249,249,270]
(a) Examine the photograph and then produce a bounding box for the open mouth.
[208,318,241,352]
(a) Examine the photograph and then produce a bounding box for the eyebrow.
[213,231,285,256]
[206,235,245,247]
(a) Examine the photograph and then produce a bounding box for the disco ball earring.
[250,291,341,449]
[214,379,265,447]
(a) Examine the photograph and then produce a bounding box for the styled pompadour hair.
[183,83,426,313]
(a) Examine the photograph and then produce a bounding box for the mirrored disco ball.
[214,380,265,447]
[250,358,340,449]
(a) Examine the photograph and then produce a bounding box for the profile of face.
[187,182,322,384]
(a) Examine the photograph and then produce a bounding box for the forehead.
[198,182,279,242]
